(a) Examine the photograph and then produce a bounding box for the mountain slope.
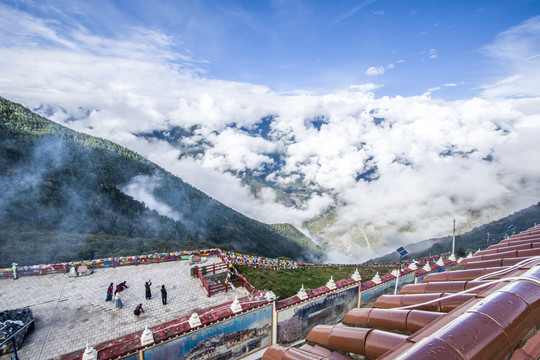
[0,97,320,267]
[270,223,322,251]
[367,202,540,264]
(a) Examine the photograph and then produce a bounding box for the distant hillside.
[270,223,322,251]
[0,97,321,267]
[368,202,540,264]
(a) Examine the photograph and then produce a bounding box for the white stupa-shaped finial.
[467,252,474,258]
[82,343,98,360]
[297,285,308,300]
[448,254,456,262]
[189,313,202,328]
[391,269,399,277]
[408,262,418,270]
[141,326,154,346]
[351,268,362,282]
[423,263,432,272]
[436,257,445,267]
[326,276,336,290]
[372,272,381,284]
[230,296,242,313]
[264,290,277,301]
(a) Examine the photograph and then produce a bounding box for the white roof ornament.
[82,343,98,360]
[140,326,154,346]
[230,296,242,313]
[436,257,445,267]
[326,276,336,290]
[297,285,308,300]
[189,313,202,328]
[351,268,362,282]
[264,290,277,301]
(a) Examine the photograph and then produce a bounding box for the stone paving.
[0,257,245,360]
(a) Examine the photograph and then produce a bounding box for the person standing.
[105,283,114,302]
[114,290,123,309]
[145,280,152,300]
[12,263,18,280]
[161,285,167,305]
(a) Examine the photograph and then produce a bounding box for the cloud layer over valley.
[1,3,540,262]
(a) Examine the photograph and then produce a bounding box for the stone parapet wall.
[0,249,220,279]
[52,256,454,359]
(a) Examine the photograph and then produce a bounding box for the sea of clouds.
[1,5,540,262]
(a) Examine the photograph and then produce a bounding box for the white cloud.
[1,5,540,262]
[349,83,380,92]
[481,15,540,98]
[366,61,401,77]
[203,128,278,172]
[365,61,401,76]
[482,15,540,64]
[366,66,385,76]
[331,0,377,26]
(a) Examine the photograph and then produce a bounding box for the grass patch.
[236,265,394,299]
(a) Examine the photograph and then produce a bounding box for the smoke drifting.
[121,175,181,221]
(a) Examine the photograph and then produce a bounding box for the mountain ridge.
[0,96,320,267]
[367,202,540,264]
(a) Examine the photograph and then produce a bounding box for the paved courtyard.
[0,257,245,360]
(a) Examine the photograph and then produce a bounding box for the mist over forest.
[2,96,540,269]
[0,97,320,267]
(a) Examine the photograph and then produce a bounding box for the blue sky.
[4,0,539,99]
[2,0,540,261]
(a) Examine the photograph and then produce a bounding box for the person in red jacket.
[133,303,144,316]
[116,281,128,292]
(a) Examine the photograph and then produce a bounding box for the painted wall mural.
[277,285,359,344]
[143,305,272,360]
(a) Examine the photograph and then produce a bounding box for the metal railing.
[0,319,35,360]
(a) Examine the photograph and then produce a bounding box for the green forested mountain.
[0,97,320,267]
[270,223,322,251]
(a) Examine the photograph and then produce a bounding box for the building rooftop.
[263,225,540,360]
[0,256,243,360]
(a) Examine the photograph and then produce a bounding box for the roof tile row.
[263,224,540,360]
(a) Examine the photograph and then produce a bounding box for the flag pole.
[452,218,456,256]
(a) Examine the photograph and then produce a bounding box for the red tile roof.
[263,225,540,360]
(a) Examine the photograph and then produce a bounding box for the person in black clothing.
[145,280,152,300]
[161,285,167,305]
